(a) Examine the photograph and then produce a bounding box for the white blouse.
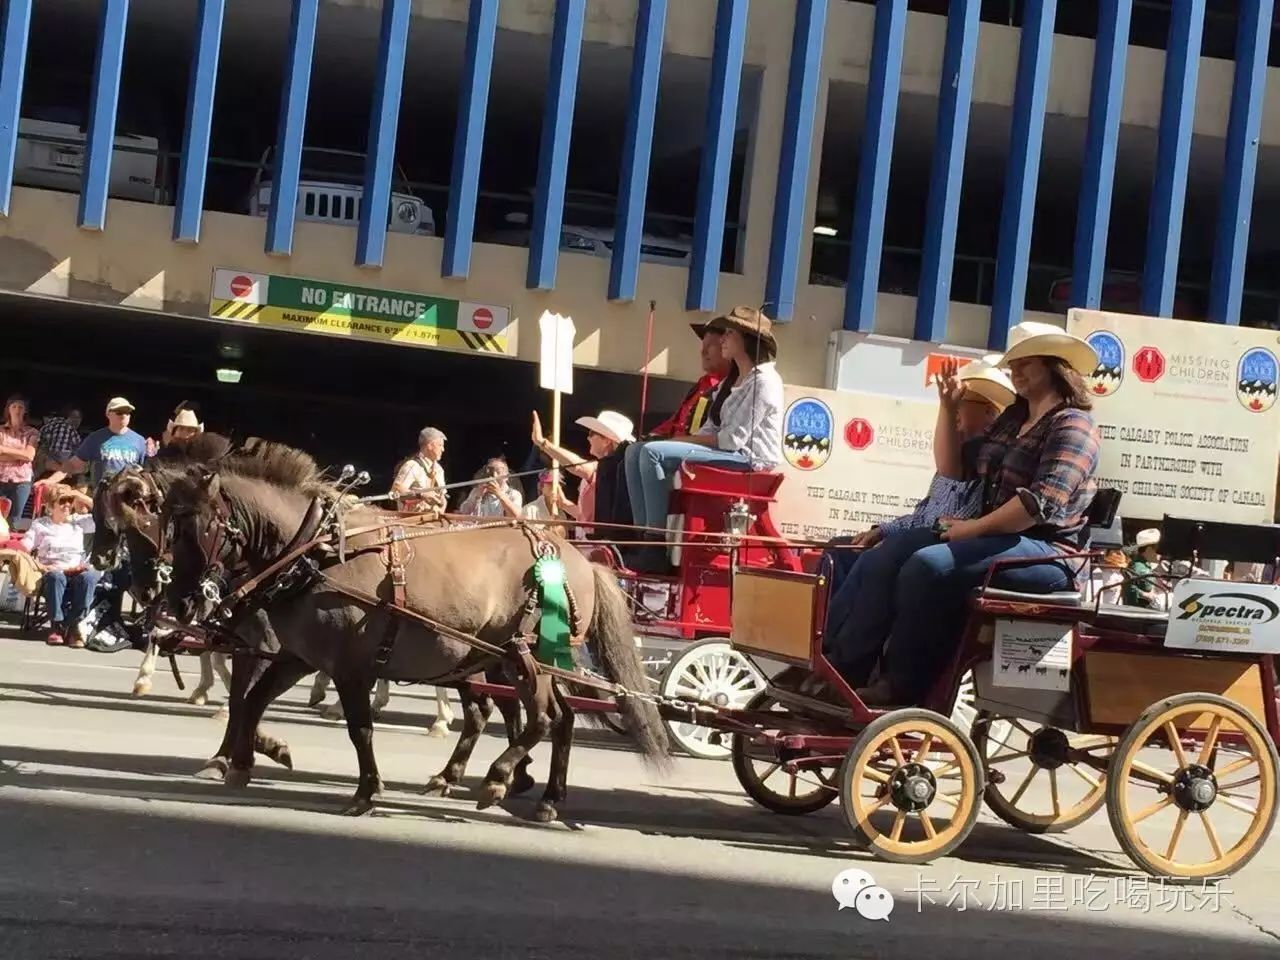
[696,362,785,469]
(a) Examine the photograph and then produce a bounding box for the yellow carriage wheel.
[840,709,983,864]
[1107,693,1279,881]
[972,712,1115,834]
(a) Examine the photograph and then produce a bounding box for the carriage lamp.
[724,498,753,545]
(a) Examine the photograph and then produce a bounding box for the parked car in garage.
[13,104,163,203]
[247,147,435,236]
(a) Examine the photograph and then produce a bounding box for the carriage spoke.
[1009,765,1040,806]
[1130,796,1173,825]
[1216,794,1260,817]
[1196,716,1224,767]
[1164,722,1190,768]
[1130,760,1175,785]
[788,774,798,799]
[934,791,960,809]
[889,738,906,766]
[1165,810,1188,861]
[987,750,1032,766]
[1010,719,1037,738]
[919,811,937,839]
[1049,768,1060,817]
[862,766,890,785]
[1214,755,1257,778]
[758,762,782,782]
[912,734,935,763]
[890,811,906,842]
[1219,775,1262,792]
[1200,812,1224,860]
[1068,762,1102,788]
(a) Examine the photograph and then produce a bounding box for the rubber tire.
[730,692,839,816]
[1105,692,1280,882]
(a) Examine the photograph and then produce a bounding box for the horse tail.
[588,565,670,769]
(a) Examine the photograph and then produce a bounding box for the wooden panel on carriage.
[729,568,817,665]
[1082,651,1269,729]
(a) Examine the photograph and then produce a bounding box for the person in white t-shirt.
[522,471,578,524]
[22,484,100,647]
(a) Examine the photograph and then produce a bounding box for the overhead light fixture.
[813,225,838,237]
[216,367,243,384]
[218,339,244,360]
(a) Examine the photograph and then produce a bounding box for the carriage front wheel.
[1106,693,1279,881]
[840,709,983,864]
[730,692,839,816]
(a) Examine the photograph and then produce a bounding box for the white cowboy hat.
[998,321,1099,376]
[169,409,204,431]
[575,410,635,445]
[958,360,1016,411]
[1135,528,1161,549]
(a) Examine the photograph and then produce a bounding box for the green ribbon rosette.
[532,555,574,670]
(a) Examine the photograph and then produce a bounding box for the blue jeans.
[44,568,102,626]
[623,441,752,530]
[0,481,31,523]
[881,534,1074,703]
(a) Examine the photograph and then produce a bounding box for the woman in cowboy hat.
[820,360,1015,685]
[622,305,784,573]
[849,321,1102,706]
[531,408,634,532]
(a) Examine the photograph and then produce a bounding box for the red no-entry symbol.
[472,307,493,330]
[229,275,254,299]
[844,418,874,451]
[1133,346,1165,383]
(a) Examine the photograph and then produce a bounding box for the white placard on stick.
[993,620,1073,692]
[538,311,575,395]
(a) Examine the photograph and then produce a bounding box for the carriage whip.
[638,299,656,433]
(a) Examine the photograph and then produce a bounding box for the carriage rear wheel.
[731,692,839,815]
[1106,693,1279,881]
[660,638,766,760]
[840,709,983,864]
[972,712,1114,834]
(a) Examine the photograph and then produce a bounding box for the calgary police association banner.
[772,385,939,541]
[1067,309,1280,524]
[209,268,512,355]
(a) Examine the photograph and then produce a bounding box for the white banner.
[1067,309,1280,524]
[1164,579,1280,654]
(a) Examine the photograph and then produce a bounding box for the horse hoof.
[307,691,326,708]
[321,704,345,721]
[340,796,376,817]
[475,781,507,810]
[427,721,449,738]
[132,678,152,697]
[212,705,229,722]
[264,741,293,770]
[509,770,537,797]
[423,776,453,797]
[224,767,252,790]
[188,691,208,707]
[194,758,228,781]
[533,802,559,824]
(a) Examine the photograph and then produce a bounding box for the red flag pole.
[638,299,656,433]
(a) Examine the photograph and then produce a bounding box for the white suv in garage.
[13,104,162,203]
[248,146,435,236]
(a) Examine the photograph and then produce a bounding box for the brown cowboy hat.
[691,305,777,358]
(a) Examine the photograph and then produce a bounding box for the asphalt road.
[1,629,1278,959]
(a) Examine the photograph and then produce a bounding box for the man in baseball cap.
[38,396,154,492]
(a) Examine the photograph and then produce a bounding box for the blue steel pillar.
[1140,0,1205,317]
[914,0,981,343]
[609,0,668,303]
[1208,0,1273,325]
[989,0,1057,349]
[0,0,33,217]
[442,0,500,279]
[265,0,319,256]
[686,0,750,312]
[844,0,907,333]
[1071,0,1132,309]
[764,0,827,323]
[79,0,130,231]
[527,0,586,291]
[173,0,226,243]
[356,0,412,268]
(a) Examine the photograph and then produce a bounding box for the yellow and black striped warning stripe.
[212,299,267,322]
[457,330,504,353]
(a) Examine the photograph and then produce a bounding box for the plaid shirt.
[969,402,1099,545]
[38,417,82,461]
[879,473,982,537]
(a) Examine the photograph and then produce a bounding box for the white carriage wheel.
[659,638,766,761]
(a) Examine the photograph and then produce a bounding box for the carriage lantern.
[723,498,753,545]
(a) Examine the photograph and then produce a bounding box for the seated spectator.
[622,306,783,572]
[522,471,578,523]
[0,394,38,524]
[37,405,83,476]
[458,458,524,519]
[22,484,100,647]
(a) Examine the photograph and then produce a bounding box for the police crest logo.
[1084,331,1124,397]
[1236,347,1278,413]
[782,398,834,471]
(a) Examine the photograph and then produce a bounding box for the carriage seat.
[1092,603,1168,637]
[977,587,1083,606]
[672,464,784,500]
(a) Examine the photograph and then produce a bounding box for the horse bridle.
[164,489,246,609]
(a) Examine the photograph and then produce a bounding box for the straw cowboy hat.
[1135,528,1161,549]
[958,360,1016,411]
[575,410,635,445]
[168,408,204,431]
[691,305,778,358]
[998,321,1098,376]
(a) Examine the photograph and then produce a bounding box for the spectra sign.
[1164,579,1280,654]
